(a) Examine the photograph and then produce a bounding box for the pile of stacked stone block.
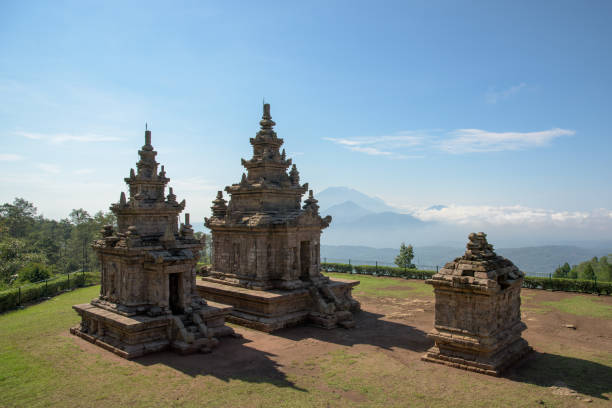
[422,232,532,375]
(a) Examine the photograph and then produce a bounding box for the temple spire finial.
[263,102,271,119]
[144,125,152,147]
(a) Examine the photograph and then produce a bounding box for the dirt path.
[68,280,612,406]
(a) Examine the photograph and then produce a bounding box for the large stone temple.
[422,232,532,376]
[71,129,235,359]
[198,104,360,332]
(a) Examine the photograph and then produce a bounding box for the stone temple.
[422,232,532,376]
[198,104,360,332]
[71,129,235,358]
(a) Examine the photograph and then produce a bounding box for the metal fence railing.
[322,257,439,272]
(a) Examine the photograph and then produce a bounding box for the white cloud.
[485,82,527,104]
[324,132,424,159]
[0,153,23,161]
[16,131,122,144]
[37,163,61,174]
[348,146,393,156]
[324,128,573,157]
[439,128,575,153]
[407,204,612,229]
[74,168,94,175]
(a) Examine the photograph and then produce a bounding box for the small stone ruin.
[422,232,532,375]
[198,104,360,332]
[71,129,235,358]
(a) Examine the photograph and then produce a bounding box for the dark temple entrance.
[300,241,311,280]
[169,273,182,314]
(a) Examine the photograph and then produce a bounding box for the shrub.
[321,262,353,273]
[0,271,100,313]
[19,263,51,283]
[522,276,612,295]
[321,262,611,296]
[322,262,436,280]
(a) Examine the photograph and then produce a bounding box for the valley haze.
[190,186,612,275]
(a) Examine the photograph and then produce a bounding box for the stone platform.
[197,277,360,332]
[71,301,235,359]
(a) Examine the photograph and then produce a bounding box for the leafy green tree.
[553,262,571,278]
[601,256,612,282]
[395,242,415,269]
[568,266,578,279]
[19,263,51,283]
[0,198,38,238]
[582,264,596,281]
[0,237,47,283]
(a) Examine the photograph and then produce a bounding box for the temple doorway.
[169,273,182,314]
[300,241,311,280]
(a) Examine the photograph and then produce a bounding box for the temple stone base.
[71,301,235,359]
[197,277,360,332]
[421,325,532,376]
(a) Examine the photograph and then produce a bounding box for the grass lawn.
[326,272,433,298]
[0,280,611,407]
[540,296,612,319]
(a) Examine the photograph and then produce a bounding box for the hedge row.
[523,276,612,295]
[322,262,612,295]
[0,271,101,313]
[322,262,436,280]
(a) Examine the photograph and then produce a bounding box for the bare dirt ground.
[72,277,609,407]
[54,279,612,407]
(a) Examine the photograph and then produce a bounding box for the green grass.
[1,284,611,407]
[540,296,612,318]
[325,272,433,298]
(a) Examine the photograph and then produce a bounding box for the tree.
[395,242,415,269]
[19,263,51,283]
[582,264,596,281]
[601,256,612,282]
[553,262,571,278]
[0,198,38,237]
[0,236,47,283]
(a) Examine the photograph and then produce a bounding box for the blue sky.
[1,1,611,243]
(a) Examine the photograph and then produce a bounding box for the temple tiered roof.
[207,104,329,228]
[110,129,187,240]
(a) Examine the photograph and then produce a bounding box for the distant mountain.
[321,244,609,275]
[317,186,396,213]
[351,211,427,229]
[321,244,462,268]
[426,205,447,211]
[495,246,604,274]
[324,201,373,224]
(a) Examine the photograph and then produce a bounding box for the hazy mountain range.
[194,186,612,274]
[321,244,607,275]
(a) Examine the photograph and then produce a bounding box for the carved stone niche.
[422,232,532,376]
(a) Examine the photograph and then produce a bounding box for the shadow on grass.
[508,351,612,400]
[134,335,306,392]
[274,309,433,352]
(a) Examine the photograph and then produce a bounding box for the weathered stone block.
[422,232,532,376]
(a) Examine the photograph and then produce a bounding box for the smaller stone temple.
[422,232,532,376]
[71,128,235,359]
[198,104,360,332]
